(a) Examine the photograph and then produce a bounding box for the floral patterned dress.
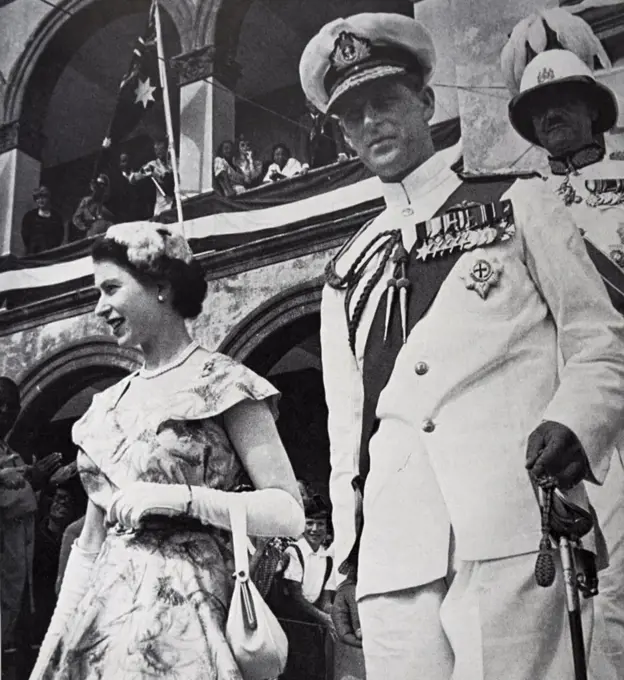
[40,353,279,680]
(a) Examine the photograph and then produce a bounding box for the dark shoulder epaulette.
[451,155,540,183]
[325,217,377,290]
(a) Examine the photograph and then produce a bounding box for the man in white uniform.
[505,43,624,680]
[299,13,624,680]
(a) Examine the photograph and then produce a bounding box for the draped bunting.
[0,118,461,307]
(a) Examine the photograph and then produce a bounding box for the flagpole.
[154,0,185,234]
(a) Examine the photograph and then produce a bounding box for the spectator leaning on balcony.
[213,140,247,197]
[72,174,115,238]
[264,143,310,183]
[21,186,64,255]
[298,99,351,169]
[107,152,154,223]
[131,139,175,217]
[234,136,264,189]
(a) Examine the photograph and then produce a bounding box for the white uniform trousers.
[588,451,624,680]
[358,552,598,680]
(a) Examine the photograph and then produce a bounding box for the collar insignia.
[330,32,373,71]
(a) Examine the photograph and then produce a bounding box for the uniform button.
[422,419,435,433]
[402,207,414,216]
[414,361,429,375]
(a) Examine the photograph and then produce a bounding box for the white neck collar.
[381,141,463,210]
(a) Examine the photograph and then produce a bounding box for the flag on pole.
[102,0,163,149]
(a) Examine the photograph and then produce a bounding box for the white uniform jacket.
[321,144,624,600]
[543,159,624,307]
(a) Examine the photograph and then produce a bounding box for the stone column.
[0,120,42,255]
[171,46,240,197]
[413,0,459,125]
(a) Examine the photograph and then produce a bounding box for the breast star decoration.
[460,256,503,300]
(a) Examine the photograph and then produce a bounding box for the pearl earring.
[157,294,165,303]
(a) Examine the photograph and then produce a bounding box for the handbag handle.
[229,497,258,631]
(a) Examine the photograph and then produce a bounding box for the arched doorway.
[10,337,140,461]
[219,280,330,498]
[18,0,181,227]
[5,339,140,666]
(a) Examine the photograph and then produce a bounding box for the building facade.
[1,0,624,493]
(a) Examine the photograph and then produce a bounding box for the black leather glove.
[331,578,362,648]
[526,420,590,491]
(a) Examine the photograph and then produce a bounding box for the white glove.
[107,482,304,538]
[30,541,99,679]
[106,481,191,527]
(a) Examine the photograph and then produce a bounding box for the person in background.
[131,139,175,216]
[234,136,264,189]
[503,20,624,677]
[32,463,83,651]
[213,140,247,197]
[72,174,115,238]
[298,100,351,169]
[0,378,62,665]
[283,495,336,634]
[107,152,154,223]
[263,143,309,183]
[21,186,64,255]
[30,222,304,679]
[281,495,336,680]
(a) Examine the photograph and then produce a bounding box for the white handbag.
[226,497,289,680]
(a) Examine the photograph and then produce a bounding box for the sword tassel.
[384,279,397,343]
[391,243,410,344]
[397,278,410,344]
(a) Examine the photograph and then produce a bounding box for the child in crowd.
[282,495,336,636]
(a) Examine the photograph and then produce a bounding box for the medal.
[460,256,503,299]
[584,179,624,209]
[415,200,515,262]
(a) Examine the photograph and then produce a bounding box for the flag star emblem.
[135,77,156,108]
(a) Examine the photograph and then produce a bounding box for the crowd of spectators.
[19,104,353,256]
[213,102,353,198]
[0,377,87,678]
[20,138,174,257]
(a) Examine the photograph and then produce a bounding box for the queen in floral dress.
[30,224,304,680]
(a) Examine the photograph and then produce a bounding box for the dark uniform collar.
[548,141,606,176]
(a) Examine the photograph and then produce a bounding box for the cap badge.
[537,67,556,84]
[330,31,372,71]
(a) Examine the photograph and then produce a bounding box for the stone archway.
[9,337,141,456]
[218,277,323,367]
[218,278,330,496]
[1,0,187,253]
[3,0,194,126]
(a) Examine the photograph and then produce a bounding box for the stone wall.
[0,248,331,385]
